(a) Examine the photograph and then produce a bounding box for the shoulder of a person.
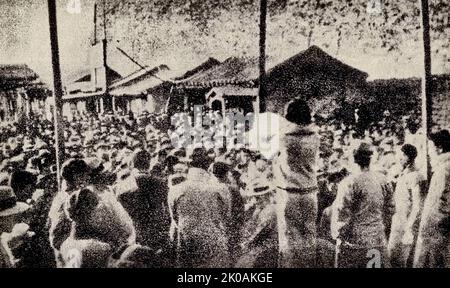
[282,122,313,135]
[367,170,389,182]
[187,169,212,182]
[61,238,111,257]
[215,180,232,194]
[339,174,355,188]
[168,182,186,199]
[149,174,167,187]
[435,153,450,170]
[134,174,160,189]
[114,176,138,196]
[98,189,123,206]
[407,169,426,182]
[116,188,138,203]
[442,160,450,176]
[169,187,190,208]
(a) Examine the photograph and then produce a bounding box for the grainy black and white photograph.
[0,0,449,271]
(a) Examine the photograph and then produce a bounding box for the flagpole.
[420,0,433,181]
[47,0,65,192]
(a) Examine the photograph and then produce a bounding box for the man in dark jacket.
[332,143,394,268]
[168,147,232,268]
[116,150,170,259]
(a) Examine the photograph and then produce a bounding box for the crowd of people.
[0,98,449,268]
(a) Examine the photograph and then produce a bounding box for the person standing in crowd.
[235,157,278,268]
[316,168,349,268]
[210,161,244,260]
[116,150,170,260]
[4,98,450,268]
[332,142,394,268]
[273,99,320,268]
[60,187,136,268]
[388,144,427,267]
[414,130,450,268]
[48,159,92,267]
[0,186,30,268]
[9,168,57,268]
[168,147,232,268]
[167,161,188,256]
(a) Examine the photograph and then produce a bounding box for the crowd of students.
[0,99,449,268]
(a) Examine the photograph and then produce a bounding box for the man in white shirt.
[388,144,426,267]
[414,130,450,268]
[273,99,320,268]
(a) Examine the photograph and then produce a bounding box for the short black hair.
[190,147,211,170]
[407,119,420,134]
[9,170,37,201]
[133,150,151,171]
[212,161,231,180]
[61,159,90,184]
[353,143,373,168]
[431,130,450,153]
[401,144,418,162]
[354,153,371,168]
[284,99,312,125]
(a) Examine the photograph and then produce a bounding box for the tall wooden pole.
[253,0,268,157]
[420,0,433,181]
[103,0,107,51]
[258,0,267,113]
[47,0,65,191]
[103,0,111,112]
[94,3,97,43]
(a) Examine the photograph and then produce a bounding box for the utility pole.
[258,0,267,113]
[420,0,433,182]
[47,0,65,192]
[103,0,107,63]
[102,0,111,112]
[253,0,268,158]
[93,3,97,44]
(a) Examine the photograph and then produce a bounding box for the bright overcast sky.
[0,0,448,87]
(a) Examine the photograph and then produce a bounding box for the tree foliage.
[99,0,449,72]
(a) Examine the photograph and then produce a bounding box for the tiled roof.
[174,46,368,88]
[0,64,39,82]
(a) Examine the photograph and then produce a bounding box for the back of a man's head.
[431,129,450,153]
[284,98,312,125]
[406,119,420,134]
[133,150,151,172]
[9,170,37,201]
[401,144,418,164]
[353,142,373,169]
[190,147,211,171]
[212,161,231,181]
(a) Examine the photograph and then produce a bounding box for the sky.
[0,0,95,86]
[0,0,448,87]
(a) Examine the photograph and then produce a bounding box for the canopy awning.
[109,76,163,97]
[109,64,173,97]
[62,91,103,101]
[206,86,258,101]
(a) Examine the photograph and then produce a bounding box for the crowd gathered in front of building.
[0,96,449,268]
